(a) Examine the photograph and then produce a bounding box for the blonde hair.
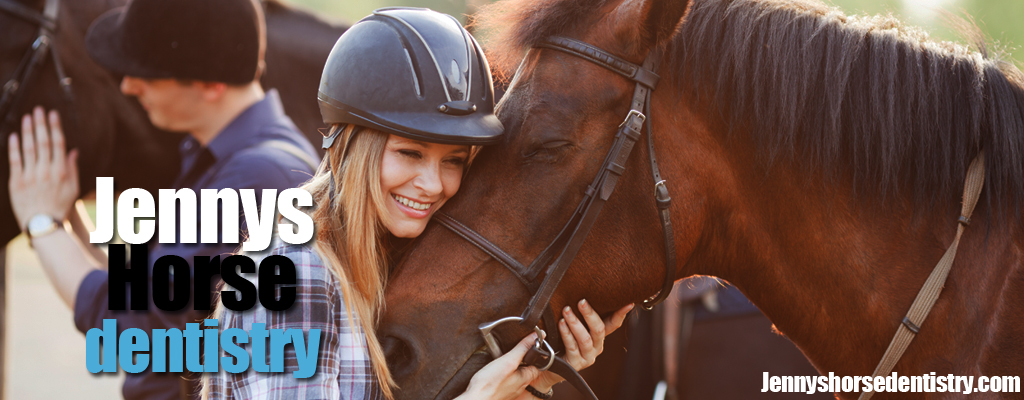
[201,124,396,399]
[306,124,396,397]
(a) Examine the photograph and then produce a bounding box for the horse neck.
[664,91,1006,375]
[62,0,118,36]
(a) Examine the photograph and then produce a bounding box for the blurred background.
[286,0,1022,63]
[4,0,1020,398]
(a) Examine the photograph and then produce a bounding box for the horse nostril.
[382,335,416,377]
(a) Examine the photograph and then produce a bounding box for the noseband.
[0,0,74,133]
[433,36,678,399]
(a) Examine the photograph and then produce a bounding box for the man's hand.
[8,107,79,230]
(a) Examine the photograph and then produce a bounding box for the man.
[6,0,317,398]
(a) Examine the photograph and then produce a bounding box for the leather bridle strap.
[518,36,673,327]
[434,213,531,285]
[0,0,55,29]
[523,347,598,399]
[534,36,660,88]
[0,0,73,133]
[641,76,676,310]
[858,151,985,400]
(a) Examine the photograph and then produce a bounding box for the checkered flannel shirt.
[206,242,384,400]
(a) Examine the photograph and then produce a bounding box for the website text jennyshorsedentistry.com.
[763,372,1020,395]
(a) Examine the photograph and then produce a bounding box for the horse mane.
[477,0,1024,210]
[675,0,1024,209]
[472,0,605,79]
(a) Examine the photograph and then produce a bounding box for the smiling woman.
[380,135,470,238]
[203,7,633,400]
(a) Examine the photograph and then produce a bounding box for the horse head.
[385,0,1024,396]
[381,0,701,397]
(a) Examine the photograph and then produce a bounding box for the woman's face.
[380,134,470,238]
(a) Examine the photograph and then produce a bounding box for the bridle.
[432,36,678,400]
[0,0,74,133]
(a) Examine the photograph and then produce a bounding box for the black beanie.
[85,0,265,84]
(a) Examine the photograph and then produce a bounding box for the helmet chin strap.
[322,124,345,149]
[321,124,361,210]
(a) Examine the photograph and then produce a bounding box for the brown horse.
[0,0,344,245]
[380,0,1024,398]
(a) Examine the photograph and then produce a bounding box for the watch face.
[28,215,57,236]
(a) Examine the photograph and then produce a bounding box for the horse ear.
[610,0,692,52]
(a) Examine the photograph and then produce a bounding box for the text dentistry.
[84,177,321,378]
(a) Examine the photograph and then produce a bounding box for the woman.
[206,8,632,400]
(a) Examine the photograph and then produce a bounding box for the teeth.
[393,194,431,211]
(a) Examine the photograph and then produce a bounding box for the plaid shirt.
[206,242,384,400]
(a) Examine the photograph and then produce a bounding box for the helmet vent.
[445,59,468,100]
[402,47,423,98]
[378,13,453,102]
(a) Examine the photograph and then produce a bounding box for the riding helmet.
[318,8,503,145]
[85,0,264,84]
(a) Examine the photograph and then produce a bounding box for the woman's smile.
[391,193,434,217]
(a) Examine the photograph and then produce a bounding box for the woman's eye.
[444,157,467,167]
[398,149,422,159]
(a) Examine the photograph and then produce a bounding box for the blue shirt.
[72,90,318,400]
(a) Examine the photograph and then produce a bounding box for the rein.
[433,36,678,400]
[0,0,75,134]
[859,152,985,399]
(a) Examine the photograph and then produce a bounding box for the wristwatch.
[25,214,60,240]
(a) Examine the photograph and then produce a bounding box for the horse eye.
[524,140,574,163]
[541,140,572,149]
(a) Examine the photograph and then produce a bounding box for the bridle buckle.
[618,109,646,128]
[478,316,556,371]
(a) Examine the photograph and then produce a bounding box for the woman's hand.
[456,333,542,400]
[8,107,79,230]
[527,300,634,395]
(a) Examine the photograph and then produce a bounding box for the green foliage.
[827,0,1021,64]
[964,0,1024,61]
[283,0,469,23]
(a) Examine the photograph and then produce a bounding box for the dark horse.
[381,0,1024,398]
[0,0,345,245]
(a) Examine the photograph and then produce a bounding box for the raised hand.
[8,107,79,230]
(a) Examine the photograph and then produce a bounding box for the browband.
[536,36,661,88]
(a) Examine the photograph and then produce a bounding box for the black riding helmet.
[318,7,503,146]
